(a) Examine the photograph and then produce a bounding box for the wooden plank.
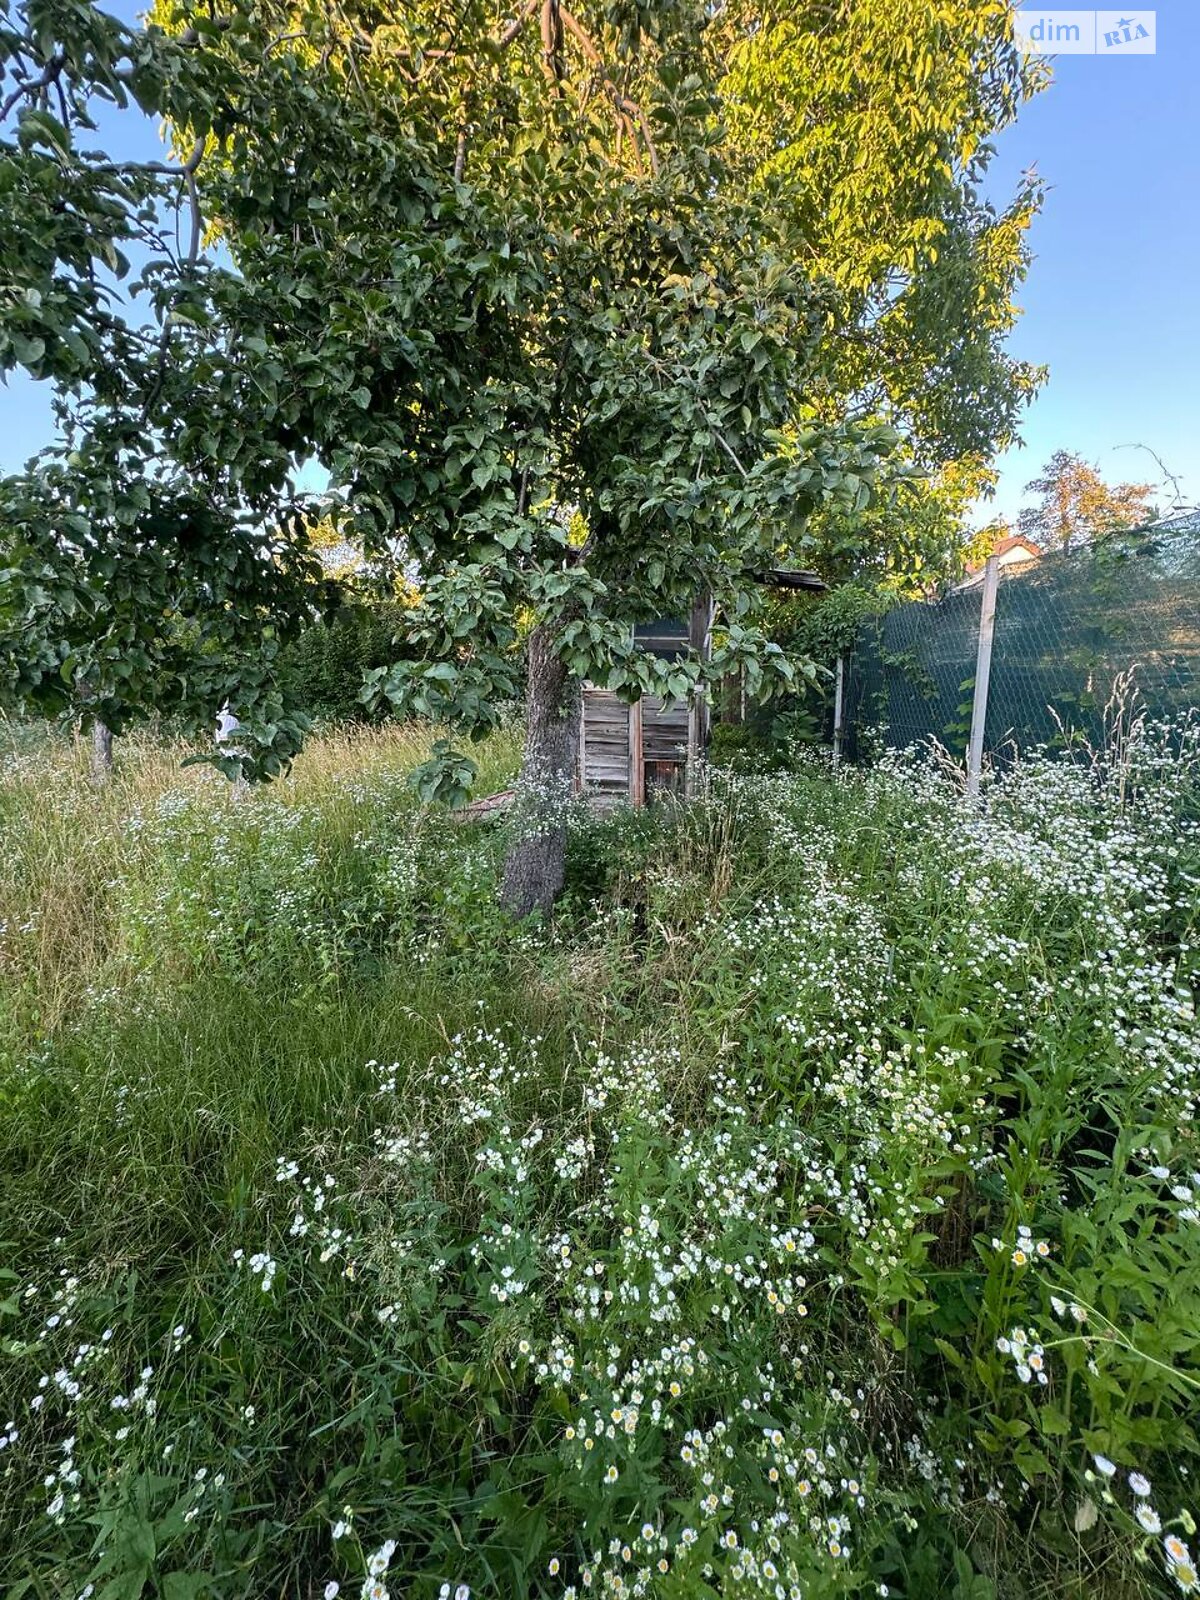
[647,758,684,796]
[687,592,713,795]
[453,788,515,823]
[643,696,688,766]
[584,713,628,738]
[629,697,645,807]
[582,687,631,801]
[688,592,713,656]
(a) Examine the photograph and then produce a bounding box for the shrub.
[278,604,411,725]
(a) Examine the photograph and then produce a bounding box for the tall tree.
[715,0,1048,598]
[143,0,897,911]
[717,0,1048,469]
[1018,449,1156,550]
[0,0,323,772]
[2,0,1047,912]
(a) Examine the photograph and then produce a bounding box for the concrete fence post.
[966,555,1000,799]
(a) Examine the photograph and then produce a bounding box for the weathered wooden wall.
[580,689,691,807]
[642,696,690,796]
[579,689,631,806]
[579,597,713,808]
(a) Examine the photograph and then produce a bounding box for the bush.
[712,583,891,761]
[707,719,796,772]
[278,603,410,724]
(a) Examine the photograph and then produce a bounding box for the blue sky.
[2,4,1198,526]
[980,3,1200,520]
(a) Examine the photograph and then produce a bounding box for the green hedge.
[278,603,408,723]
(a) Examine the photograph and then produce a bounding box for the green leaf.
[20,108,71,154]
[163,1574,210,1600]
[1073,1497,1098,1532]
[9,333,46,365]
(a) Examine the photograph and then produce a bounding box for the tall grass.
[1,719,1198,1600]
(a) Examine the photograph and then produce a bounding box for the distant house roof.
[953,534,1043,591]
[990,534,1043,562]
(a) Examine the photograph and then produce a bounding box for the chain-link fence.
[844,512,1200,763]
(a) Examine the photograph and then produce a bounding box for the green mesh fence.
[844,512,1200,761]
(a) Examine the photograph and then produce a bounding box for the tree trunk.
[499,622,581,918]
[90,720,113,784]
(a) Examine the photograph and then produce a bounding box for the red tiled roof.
[962,534,1043,578]
[991,534,1043,559]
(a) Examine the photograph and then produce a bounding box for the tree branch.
[265,31,307,56]
[0,50,66,123]
[1113,443,1188,512]
[92,135,205,178]
[183,166,201,268]
[341,0,538,76]
[713,431,748,478]
[540,0,566,88]
[558,7,660,175]
[140,137,206,420]
[499,0,541,47]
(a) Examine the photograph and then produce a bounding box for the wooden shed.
[578,572,825,809]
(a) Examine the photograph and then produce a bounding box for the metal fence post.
[966,555,999,798]
[831,653,846,765]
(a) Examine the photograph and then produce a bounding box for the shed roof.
[753,567,828,593]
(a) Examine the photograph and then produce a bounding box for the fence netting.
[844,512,1200,761]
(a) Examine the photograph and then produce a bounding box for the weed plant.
[1,719,1198,1600]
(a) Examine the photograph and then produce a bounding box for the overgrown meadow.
[2,720,1199,1600]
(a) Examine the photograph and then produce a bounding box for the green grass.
[1,720,1199,1600]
